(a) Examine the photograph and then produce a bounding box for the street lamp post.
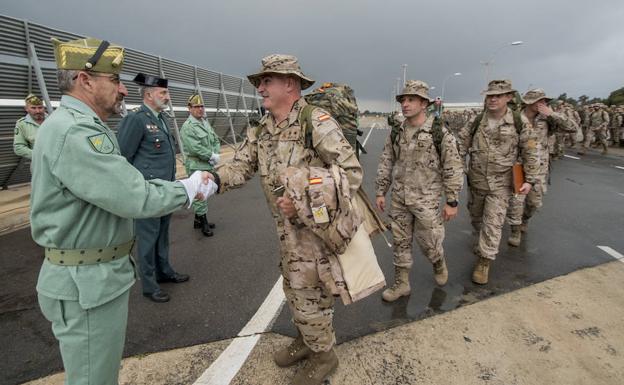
[481,41,523,83]
[441,72,462,101]
[402,64,408,86]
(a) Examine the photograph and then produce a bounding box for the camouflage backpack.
[301,83,364,157]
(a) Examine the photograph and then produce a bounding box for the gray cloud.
[4,0,624,111]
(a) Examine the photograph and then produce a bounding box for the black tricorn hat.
[133,73,168,88]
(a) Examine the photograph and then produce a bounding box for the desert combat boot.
[292,349,339,385]
[382,266,411,301]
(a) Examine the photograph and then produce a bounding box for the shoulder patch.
[88,133,115,154]
[318,114,331,122]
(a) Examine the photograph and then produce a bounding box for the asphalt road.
[2,122,623,384]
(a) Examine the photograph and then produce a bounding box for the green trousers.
[38,290,130,385]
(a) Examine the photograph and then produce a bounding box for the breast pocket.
[148,133,167,151]
[414,134,440,170]
[498,126,518,158]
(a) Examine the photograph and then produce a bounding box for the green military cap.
[188,93,204,106]
[52,37,125,74]
[25,93,43,105]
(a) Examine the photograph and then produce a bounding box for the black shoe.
[143,290,170,303]
[207,222,216,229]
[158,273,190,283]
[194,215,202,229]
[197,215,214,237]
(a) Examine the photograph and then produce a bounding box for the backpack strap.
[431,116,445,159]
[511,109,523,135]
[299,104,317,149]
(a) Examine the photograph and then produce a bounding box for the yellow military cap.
[52,37,124,74]
[188,93,204,106]
[24,94,43,105]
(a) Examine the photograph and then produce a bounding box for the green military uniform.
[14,94,45,159]
[180,95,220,218]
[13,114,41,159]
[32,38,190,385]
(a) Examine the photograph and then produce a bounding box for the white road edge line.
[618,193,624,198]
[597,246,624,262]
[193,276,286,385]
[362,123,376,147]
[615,166,624,170]
[564,155,580,160]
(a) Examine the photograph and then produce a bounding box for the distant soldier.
[180,93,221,236]
[13,94,46,159]
[608,105,622,146]
[32,37,213,385]
[376,80,463,301]
[457,80,539,285]
[117,73,191,303]
[212,54,362,385]
[506,89,577,246]
[578,103,610,155]
[615,106,624,146]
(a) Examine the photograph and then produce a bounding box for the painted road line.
[194,276,286,385]
[618,193,624,198]
[615,166,624,171]
[362,123,376,147]
[597,246,624,261]
[564,155,580,160]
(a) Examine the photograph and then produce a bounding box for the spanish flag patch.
[309,177,323,185]
[318,114,331,122]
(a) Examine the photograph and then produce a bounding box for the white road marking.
[564,155,580,160]
[597,246,624,262]
[618,193,624,198]
[193,276,286,385]
[362,124,376,147]
[615,166,624,171]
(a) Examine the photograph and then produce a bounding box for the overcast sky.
[4,0,624,111]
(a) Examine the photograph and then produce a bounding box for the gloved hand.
[178,171,206,208]
[199,179,218,199]
[209,153,220,166]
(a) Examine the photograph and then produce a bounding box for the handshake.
[178,171,218,208]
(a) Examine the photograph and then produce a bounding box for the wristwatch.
[446,200,458,208]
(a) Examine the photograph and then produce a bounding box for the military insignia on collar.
[318,114,331,122]
[88,133,115,154]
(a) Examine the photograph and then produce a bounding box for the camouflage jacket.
[457,108,540,191]
[589,109,610,130]
[375,115,464,203]
[523,109,577,177]
[216,97,362,290]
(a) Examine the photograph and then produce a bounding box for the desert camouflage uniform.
[376,115,463,268]
[216,97,361,352]
[457,109,540,260]
[507,109,577,225]
[581,106,610,151]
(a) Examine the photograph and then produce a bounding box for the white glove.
[199,179,218,199]
[210,153,220,165]
[178,171,204,208]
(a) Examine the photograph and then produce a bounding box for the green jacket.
[30,95,188,309]
[180,115,220,172]
[13,114,41,159]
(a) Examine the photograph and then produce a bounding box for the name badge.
[312,204,330,224]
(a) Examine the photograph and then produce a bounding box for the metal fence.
[0,14,262,188]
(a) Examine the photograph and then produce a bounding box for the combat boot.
[432,256,448,286]
[273,334,311,367]
[197,215,213,237]
[472,257,491,285]
[601,144,608,155]
[508,225,522,247]
[382,266,411,302]
[292,349,338,385]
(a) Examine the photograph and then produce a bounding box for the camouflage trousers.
[389,194,444,269]
[282,278,335,352]
[582,127,608,149]
[553,132,566,157]
[467,188,511,260]
[278,220,336,352]
[506,181,546,226]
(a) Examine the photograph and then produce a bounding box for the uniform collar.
[189,115,205,125]
[24,113,42,126]
[61,95,100,121]
[265,97,306,134]
[143,103,163,119]
[401,114,434,132]
[485,107,514,125]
